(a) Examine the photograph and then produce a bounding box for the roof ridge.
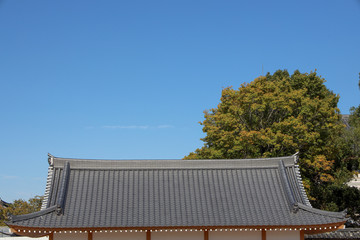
[50,154,296,162]
[50,156,297,170]
[9,205,57,223]
[55,161,71,215]
[278,160,299,213]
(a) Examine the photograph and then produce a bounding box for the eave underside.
[8,222,347,238]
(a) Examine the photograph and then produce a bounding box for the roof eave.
[7,221,347,235]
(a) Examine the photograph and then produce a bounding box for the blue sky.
[1,0,359,201]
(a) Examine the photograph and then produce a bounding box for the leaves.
[185,69,360,218]
[304,155,335,184]
[0,196,43,226]
[186,70,343,161]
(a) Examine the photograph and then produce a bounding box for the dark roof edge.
[298,203,347,219]
[8,205,57,223]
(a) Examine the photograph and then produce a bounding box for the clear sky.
[1,0,359,201]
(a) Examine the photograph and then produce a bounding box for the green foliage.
[0,196,43,226]
[319,185,360,225]
[185,69,359,214]
[341,106,360,172]
[185,70,342,160]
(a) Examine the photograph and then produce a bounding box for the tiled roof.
[7,155,346,229]
[0,198,9,208]
[306,228,360,239]
[0,227,11,237]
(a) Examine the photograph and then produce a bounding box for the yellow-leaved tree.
[185,69,356,213]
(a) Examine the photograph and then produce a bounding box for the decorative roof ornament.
[293,152,300,164]
[47,153,54,166]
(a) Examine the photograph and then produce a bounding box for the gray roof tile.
[306,228,360,239]
[8,155,346,229]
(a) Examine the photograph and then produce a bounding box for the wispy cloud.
[157,125,174,129]
[102,125,149,129]
[100,125,174,130]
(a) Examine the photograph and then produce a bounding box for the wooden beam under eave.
[204,230,209,240]
[88,231,93,240]
[49,232,54,240]
[300,230,304,240]
[262,229,266,240]
[146,230,151,240]
[8,227,48,238]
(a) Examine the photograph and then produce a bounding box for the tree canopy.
[0,196,43,226]
[186,70,342,160]
[185,69,360,221]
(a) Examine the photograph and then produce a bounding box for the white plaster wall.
[152,231,203,240]
[210,230,261,240]
[53,232,87,240]
[348,174,360,189]
[93,231,145,240]
[40,230,300,240]
[266,230,300,240]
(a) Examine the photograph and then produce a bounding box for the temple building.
[6,154,347,240]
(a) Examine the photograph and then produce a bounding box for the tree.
[0,196,43,226]
[341,106,360,171]
[185,69,354,210]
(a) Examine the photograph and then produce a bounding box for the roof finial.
[292,152,299,164]
[48,153,54,166]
